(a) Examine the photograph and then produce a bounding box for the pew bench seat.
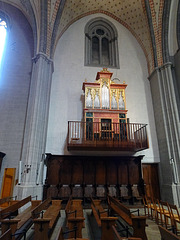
[65,198,85,239]
[108,195,147,240]
[33,199,62,240]
[91,199,108,227]
[91,198,118,240]
[1,197,41,240]
[43,200,62,230]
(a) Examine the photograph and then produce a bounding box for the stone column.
[149,63,180,205]
[15,52,53,200]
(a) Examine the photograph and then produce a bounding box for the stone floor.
[145,218,161,240]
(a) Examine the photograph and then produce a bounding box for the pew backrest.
[108,195,147,240]
[159,225,180,240]
[66,199,83,218]
[31,198,51,219]
[0,196,31,219]
[108,195,132,225]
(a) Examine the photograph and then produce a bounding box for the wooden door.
[142,163,160,199]
[1,168,16,207]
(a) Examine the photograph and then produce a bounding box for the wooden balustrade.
[67,121,148,151]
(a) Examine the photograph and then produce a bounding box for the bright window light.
[0,18,7,65]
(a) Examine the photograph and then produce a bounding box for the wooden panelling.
[96,160,106,185]
[45,155,146,199]
[83,159,95,184]
[47,158,60,185]
[118,162,128,185]
[106,160,117,185]
[72,159,83,184]
[59,159,72,184]
[129,160,140,185]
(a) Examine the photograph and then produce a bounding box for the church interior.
[0,0,180,239]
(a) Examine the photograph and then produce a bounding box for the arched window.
[0,16,7,65]
[85,17,119,68]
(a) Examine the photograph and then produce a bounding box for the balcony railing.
[67,121,149,152]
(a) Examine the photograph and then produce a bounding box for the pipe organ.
[82,68,128,142]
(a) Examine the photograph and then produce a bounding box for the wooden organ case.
[83,68,128,144]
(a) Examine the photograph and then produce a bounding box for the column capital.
[32,52,53,65]
[148,62,173,81]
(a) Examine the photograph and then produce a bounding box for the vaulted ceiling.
[1,0,166,74]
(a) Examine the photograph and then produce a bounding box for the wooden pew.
[159,225,180,240]
[31,197,51,218]
[55,227,88,240]
[0,229,12,240]
[108,195,147,240]
[33,198,62,240]
[1,196,41,240]
[91,199,108,227]
[65,197,85,239]
[65,198,84,219]
[91,198,118,240]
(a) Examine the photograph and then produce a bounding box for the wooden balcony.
[67,121,149,152]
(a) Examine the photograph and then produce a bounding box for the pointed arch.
[85,17,119,68]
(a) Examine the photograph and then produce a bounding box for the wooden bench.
[0,196,41,240]
[32,198,62,240]
[65,197,84,219]
[108,195,147,240]
[65,197,85,239]
[55,227,88,240]
[91,198,118,240]
[159,225,180,240]
[91,199,108,227]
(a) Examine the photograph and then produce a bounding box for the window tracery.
[85,17,119,68]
